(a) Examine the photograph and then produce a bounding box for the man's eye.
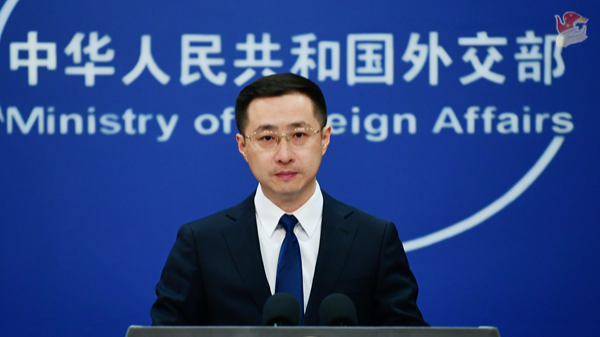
[292,132,307,138]
[259,135,274,142]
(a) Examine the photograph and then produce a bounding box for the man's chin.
[273,186,302,198]
[265,182,304,198]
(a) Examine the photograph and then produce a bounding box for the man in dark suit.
[151,73,427,326]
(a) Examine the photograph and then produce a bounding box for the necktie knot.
[279,214,298,233]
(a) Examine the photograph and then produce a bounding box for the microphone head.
[319,293,358,326]
[262,293,301,326]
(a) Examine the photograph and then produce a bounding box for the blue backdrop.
[1,1,599,336]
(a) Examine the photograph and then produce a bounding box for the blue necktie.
[275,214,304,323]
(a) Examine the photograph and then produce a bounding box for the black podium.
[126,326,501,337]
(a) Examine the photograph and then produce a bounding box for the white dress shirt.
[254,181,323,312]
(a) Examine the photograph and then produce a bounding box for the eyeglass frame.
[243,127,322,149]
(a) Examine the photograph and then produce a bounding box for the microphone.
[319,293,358,326]
[262,293,301,326]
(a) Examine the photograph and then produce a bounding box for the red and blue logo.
[555,12,589,47]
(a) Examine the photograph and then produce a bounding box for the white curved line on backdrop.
[0,0,19,122]
[0,0,17,40]
[403,135,565,252]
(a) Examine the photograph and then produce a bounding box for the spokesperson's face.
[236,93,332,211]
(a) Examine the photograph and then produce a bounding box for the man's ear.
[321,125,332,155]
[236,134,248,162]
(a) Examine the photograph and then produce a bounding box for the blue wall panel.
[1,1,598,336]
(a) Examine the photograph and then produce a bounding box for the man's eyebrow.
[252,124,278,133]
[288,121,312,129]
[251,121,313,133]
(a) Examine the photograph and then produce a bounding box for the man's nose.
[274,135,294,164]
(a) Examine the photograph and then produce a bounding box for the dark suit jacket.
[151,191,427,326]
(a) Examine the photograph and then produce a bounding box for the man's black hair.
[235,73,327,134]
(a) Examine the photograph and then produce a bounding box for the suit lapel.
[221,194,272,313]
[304,192,358,325]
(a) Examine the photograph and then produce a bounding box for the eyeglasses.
[244,127,321,150]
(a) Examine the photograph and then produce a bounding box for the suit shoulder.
[325,193,390,228]
[184,208,231,231]
[183,193,255,234]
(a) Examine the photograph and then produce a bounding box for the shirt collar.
[255,181,323,238]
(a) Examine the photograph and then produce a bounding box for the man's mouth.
[275,171,297,180]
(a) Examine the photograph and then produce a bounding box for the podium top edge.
[128,326,498,330]
[125,326,501,337]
